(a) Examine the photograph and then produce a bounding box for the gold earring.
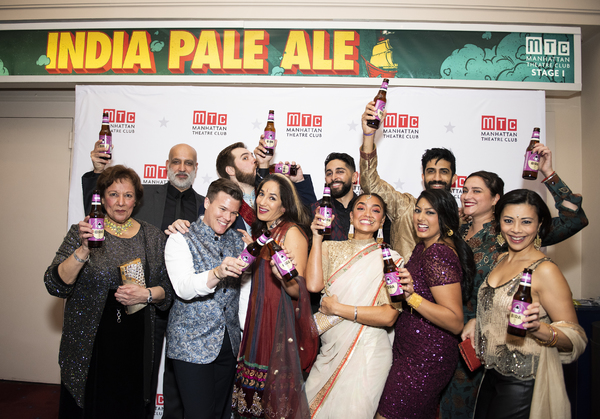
[534,234,542,250]
[348,224,354,240]
[447,229,454,237]
[376,227,384,244]
[496,233,505,246]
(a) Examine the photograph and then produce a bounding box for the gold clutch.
[313,312,343,335]
[119,258,147,315]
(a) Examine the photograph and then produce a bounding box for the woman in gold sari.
[305,193,403,418]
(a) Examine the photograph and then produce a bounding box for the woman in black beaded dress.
[44,165,173,419]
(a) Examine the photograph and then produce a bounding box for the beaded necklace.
[105,218,133,236]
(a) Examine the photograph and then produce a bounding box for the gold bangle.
[213,268,224,281]
[534,323,558,347]
[406,293,423,310]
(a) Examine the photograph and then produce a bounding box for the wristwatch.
[147,289,153,304]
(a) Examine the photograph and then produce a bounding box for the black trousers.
[171,331,236,419]
[474,368,535,419]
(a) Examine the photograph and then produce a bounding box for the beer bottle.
[366,78,389,129]
[99,112,112,161]
[318,185,333,236]
[272,163,291,175]
[88,190,105,248]
[237,231,271,272]
[382,244,403,303]
[268,239,298,282]
[507,268,533,337]
[522,128,541,180]
[289,163,298,176]
[263,110,276,156]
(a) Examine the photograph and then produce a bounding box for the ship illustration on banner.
[362,36,398,78]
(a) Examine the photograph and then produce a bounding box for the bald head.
[166,143,198,191]
[169,143,197,164]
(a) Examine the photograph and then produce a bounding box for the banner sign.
[0,22,579,90]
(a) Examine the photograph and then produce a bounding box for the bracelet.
[73,251,89,264]
[406,293,423,310]
[353,306,358,323]
[541,171,557,183]
[534,323,558,347]
[213,268,224,281]
[363,132,375,136]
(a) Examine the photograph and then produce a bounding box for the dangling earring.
[496,233,505,246]
[534,234,542,251]
[376,227,384,244]
[348,224,355,240]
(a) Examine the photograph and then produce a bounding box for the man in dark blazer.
[82,140,203,419]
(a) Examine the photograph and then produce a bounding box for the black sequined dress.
[44,220,172,418]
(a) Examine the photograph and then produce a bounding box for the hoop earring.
[348,224,354,240]
[534,234,542,251]
[496,233,506,246]
[376,227,384,244]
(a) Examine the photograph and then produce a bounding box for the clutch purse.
[459,338,482,372]
[313,312,343,335]
[119,258,147,315]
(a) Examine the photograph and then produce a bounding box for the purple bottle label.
[272,250,295,275]
[319,206,333,227]
[89,218,105,241]
[238,248,256,270]
[382,247,391,258]
[274,163,290,174]
[508,300,529,329]
[374,100,386,121]
[381,81,389,90]
[523,151,539,171]
[264,131,275,149]
[385,272,403,296]
[100,134,112,154]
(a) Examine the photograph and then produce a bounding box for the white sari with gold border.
[305,239,403,419]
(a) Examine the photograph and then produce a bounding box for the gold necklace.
[105,218,133,236]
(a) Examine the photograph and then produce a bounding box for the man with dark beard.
[360,101,457,260]
[309,153,390,243]
[82,140,203,419]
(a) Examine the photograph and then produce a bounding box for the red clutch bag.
[459,338,482,372]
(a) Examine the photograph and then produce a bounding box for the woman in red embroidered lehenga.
[232,174,318,419]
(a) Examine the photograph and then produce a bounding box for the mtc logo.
[481,116,517,131]
[452,176,466,189]
[287,112,322,127]
[156,394,164,406]
[526,37,570,56]
[384,114,419,128]
[144,164,167,179]
[103,109,136,123]
[193,111,227,125]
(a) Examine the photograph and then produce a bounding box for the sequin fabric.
[475,256,551,380]
[439,221,500,419]
[43,221,172,407]
[377,242,462,419]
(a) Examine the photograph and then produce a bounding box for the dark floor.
[0,380,59,419]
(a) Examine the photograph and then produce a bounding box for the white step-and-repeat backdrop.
[70,85,545,416]
[70,85,546,225]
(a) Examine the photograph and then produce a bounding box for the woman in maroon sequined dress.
[377,189,475,419]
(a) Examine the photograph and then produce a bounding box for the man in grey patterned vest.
[164,178,248,419]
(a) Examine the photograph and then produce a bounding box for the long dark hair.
[494,189,552,241]
[417,189,476,301]
[251,174,311,238]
